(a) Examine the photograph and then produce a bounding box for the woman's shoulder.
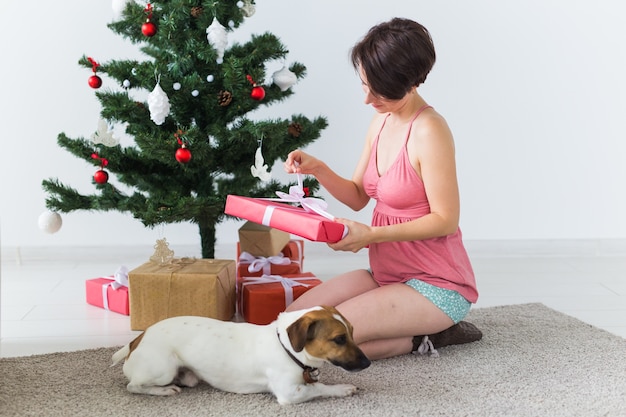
[408,108,455,155]
[413,108,452,139]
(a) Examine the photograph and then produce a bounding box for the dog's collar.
[276,330,320,384]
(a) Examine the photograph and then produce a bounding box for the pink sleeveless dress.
[362,106,478,303]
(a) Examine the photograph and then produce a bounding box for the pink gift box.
[225,195,347,242]
[85,277,130,315]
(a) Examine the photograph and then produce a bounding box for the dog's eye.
[332,335,347,345]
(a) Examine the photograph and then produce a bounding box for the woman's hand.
[284,149,320,175]
[327,218,372,253]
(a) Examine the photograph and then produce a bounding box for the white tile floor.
[1,239,625,358]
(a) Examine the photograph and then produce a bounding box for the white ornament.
[206,18,228,64]
[147,81,170,125]
[122,79,131,88]
[191,89,199,97]
[38,210,62,234]
[272,66,298,91]
[240,0,255,17]
[250,145,271,182]
[206,74,214,82]
[112,0,131,20]
[91,118,119,147]
[173,82,181,90]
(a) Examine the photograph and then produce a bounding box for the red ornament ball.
[175,147,192,163]
[142,21,157,37]
[94,169,109,184]
[88,75,102,89]
[250,85,265,101]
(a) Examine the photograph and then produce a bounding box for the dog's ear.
[286,315,319,352]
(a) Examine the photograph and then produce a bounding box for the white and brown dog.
[111,306,371,404]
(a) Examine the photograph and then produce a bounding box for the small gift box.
[236,239,304,278]
[128,258,236,331]
[85,266,130,315]
[238,221,291,257]
[241,272,322,325]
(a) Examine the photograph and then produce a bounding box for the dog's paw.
[330,383,358,397]
[161,384,183,396]
[128,384,182,396]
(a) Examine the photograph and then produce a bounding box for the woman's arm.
[284,115,382,211]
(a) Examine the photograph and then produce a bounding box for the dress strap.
[405,104,432,143]
[410,104,432,123]
[371,113,391,150]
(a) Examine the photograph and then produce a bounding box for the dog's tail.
[111,344,130,367]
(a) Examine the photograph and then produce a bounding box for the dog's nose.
[357,353,371,370]
[335,352,371,371]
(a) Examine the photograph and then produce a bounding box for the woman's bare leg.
[285,269,453,360]
[286,269,379,312]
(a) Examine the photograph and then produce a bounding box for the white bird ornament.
[250,145,271,182]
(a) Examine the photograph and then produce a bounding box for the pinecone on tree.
[190,6,204,18]
[288,122,303,138]
[218,90,233,106]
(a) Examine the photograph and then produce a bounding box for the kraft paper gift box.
[85,266,130,315]
[225,195,347,243]
[128,258,236,331]
[241,272,321,325]
[238,221,291,257]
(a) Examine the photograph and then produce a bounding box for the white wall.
[1,0,625,252]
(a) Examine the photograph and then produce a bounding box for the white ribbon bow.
[102,266,129,311]
[271,173,335,220]
[111,266,129,290]
[242,274,312,306]
[238,252,291,275]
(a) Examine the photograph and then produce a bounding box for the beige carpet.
[1,303,625,417]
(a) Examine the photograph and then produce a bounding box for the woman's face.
[358,66,412,113]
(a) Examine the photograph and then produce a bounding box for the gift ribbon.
[238,252,292,275]
[101,266,129,311]
[265,173,335,221]
[288,240,303,265]
[242,274,313,306]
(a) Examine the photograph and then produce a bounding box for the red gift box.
[236,240,304,278]
[225,195,347,243]
[236,240,304,315]
[241,272,321,325]
[85,278,130,315]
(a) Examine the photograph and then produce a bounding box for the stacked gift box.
[236,221,321,324]
[86,189,340,328]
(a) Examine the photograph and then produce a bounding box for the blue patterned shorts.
[405,279,471,324]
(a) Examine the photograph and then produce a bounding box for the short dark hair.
[351,18,436,100]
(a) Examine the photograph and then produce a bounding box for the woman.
[284,18,481,360]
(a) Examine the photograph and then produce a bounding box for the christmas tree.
[41,0,327,258]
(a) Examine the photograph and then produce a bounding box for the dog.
[111,305,371,404]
